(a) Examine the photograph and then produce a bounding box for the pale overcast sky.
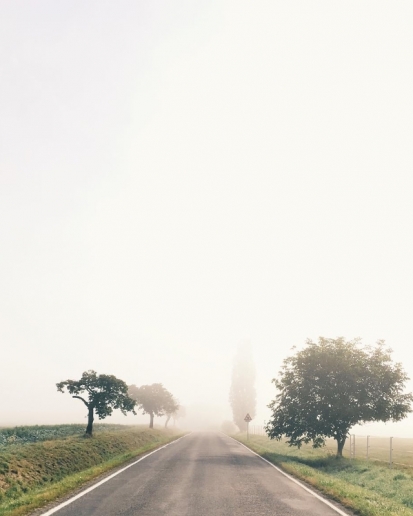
[1,1,413,435]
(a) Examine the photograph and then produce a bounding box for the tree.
[266,338,413,457]
[128,383,176,428]
[172,405,186,427]
[229,340,256,432]
[164,396,180,429]
[57,370,136,436]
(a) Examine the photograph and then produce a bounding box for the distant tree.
[164,396,180,429]
[128,383,176,428]
[266,338,413,457]
[229,340,256,432]
[172,405,186,427]
[56,370,136,436]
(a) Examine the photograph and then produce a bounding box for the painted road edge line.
[228,436,350,516]
[40,433,190,516]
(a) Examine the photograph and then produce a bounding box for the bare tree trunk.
[149,412,154,428]
[336,437,346,458]
[165,414,171,428]
[86,406,94,436]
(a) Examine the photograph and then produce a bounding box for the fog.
[1,1,413,437]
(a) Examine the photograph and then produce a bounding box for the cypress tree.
[229,340,256,432]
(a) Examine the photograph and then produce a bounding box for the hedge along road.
[39,432,353,516]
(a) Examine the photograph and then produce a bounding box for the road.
[43,432,350,516]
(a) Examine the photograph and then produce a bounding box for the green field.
[250,427,413,468]
[0,424,126,448]
[237,434,413,516]
[282,434,413,468]
[0,424,181,516]
[342,435,413,468]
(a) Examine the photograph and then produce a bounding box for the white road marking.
[228,436,351,516]
[40,434,190,516]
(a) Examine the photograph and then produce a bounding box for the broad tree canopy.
[57,370,136,435]
[128,383,176,428]
[266,338,412,456]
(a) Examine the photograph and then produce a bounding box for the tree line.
[56,372,182,436]
[57,337,413,456]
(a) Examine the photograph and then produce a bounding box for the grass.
[236,434,413,516]
[343,436,413,468]
[0,425,182,516]
[250,428,413,468]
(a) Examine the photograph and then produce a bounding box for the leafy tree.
[172,405,186,427]
[57,370,136,436]
[128,383,176,428]
[266,338,413,457]
[164,396,180,429]
[229,340,256,432]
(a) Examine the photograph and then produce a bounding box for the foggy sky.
[1,1,413,435]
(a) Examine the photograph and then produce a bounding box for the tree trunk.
[336,437,346,458]
[149,413,154,428]
[86,406,94,436]
[165,414,171,428]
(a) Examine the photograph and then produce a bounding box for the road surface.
[43,432,350,516]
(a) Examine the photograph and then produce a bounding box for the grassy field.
[250,427,413,467]
[236,434,413,516]
[343,435,413,468]
[294,434,413,469]
[0,425,182,516]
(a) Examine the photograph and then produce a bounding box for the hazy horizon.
[1,1,413,438]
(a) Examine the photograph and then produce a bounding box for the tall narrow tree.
[229,340,256,432]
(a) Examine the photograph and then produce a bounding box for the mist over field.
[1,1,413,437]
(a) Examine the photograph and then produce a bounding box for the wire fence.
[250,425,267,436]
[342,434,413,468]
[248,426,413,469]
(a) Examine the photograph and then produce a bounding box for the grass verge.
[0,426,183,516]
[235,435,413,516]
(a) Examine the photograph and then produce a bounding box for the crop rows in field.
[0,424,126,448]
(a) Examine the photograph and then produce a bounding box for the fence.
[247,427,413,469]
[342,435,413,468]
[250,425,267,436]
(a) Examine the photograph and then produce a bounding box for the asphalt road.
[44,432,350,516]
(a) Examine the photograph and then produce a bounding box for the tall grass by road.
[0,425,182,516]
[236,434,413,516]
